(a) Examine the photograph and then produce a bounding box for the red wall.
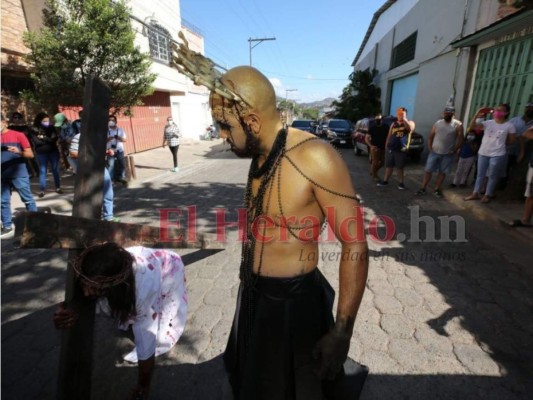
[61,91,171,154]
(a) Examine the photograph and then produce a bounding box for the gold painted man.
[211,66,369,400]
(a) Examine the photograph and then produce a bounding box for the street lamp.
[248,37,276,66]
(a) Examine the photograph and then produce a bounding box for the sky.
[180,0,385,103]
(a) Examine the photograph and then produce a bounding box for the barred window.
[148,23,171,63]
[391,32,417,69]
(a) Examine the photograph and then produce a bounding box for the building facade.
[1,0,211,153]
[351,0,529,143]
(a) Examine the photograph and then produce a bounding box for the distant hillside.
[299,98,336,109]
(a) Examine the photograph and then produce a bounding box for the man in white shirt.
[106,115,127,184]
[416,106,463,197]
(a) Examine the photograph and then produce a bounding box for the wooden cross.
[13,76,214,399]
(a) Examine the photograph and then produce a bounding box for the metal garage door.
[389,73,419,117]
[469,35,533,119]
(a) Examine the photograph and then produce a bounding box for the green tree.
[332,68,381,122]
[302,108,318,120]
[23,0,156,113]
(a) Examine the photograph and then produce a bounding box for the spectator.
[503,103,533,189]
[416,106,463,197]
[7,111,39,178]
[162,116,181,172]
[508,126,533,228]
[31,112,62,197]
[69,121,118,222]
[1,114,38,236]
[465,104,516,203]
[365,113,389,182]
[54,112,76,171]
[452,126,480,188]
[106,115,127,184]
[377,107,415,190]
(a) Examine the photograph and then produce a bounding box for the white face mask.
[108,121,116,128]
[475,118,484,125]
[167,119,173,124]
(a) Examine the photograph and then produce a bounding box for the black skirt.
[224,268,368,400]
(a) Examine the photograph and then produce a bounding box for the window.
[148,23,171,63]
[391,32,417,69]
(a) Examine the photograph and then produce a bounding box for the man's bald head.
[214,66,278,118]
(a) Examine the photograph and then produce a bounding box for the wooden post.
[57,75,111,400]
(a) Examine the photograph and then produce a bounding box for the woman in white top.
[465,104,516,203]
[53,243,187,400]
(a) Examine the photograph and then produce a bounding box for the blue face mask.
[41,122,50,128]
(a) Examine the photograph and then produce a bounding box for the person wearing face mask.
[452,121,482,188]
[416,106,464,197]
[377,107,416,190]
[365,113,389,181]
[465,104,516,203]
[31,112,62,197]
[162,116,181,172]
[106,115,127,184]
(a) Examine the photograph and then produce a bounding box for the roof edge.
[351,0,397,67]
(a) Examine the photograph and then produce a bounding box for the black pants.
[169,145,179,168]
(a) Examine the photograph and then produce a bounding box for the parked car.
[290,119,316,134]
[351,116,424,161]
[316,121,329,138]
[325,119,354,147]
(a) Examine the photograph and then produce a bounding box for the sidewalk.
[9,141,533,243]
[11,138,231,214]
[402,162,533,244]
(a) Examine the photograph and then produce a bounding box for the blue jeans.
[102,167,114,220]
[474,154,506,197]
[37,152,61,191]
[70,159,113,220]
[1,176,38,229]
[107,151,125,181]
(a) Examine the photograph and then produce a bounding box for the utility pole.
[248,37,276,66]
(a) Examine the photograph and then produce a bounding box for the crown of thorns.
[171,32,252,114]
[72,245,132,289]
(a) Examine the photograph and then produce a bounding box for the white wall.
[353,0,496,141]
[171,92,210,140]
[129,0,188,93]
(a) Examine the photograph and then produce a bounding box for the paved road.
[2,143,532,399]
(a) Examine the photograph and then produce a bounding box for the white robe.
[97,246,188,363]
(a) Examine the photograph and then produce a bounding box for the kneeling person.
[54,243,188,400]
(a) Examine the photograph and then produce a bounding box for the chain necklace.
[240,131,361,348]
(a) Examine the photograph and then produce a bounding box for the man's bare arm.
[307,143,369,378]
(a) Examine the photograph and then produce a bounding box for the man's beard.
[444,116,452,122]
[230,125,260,158]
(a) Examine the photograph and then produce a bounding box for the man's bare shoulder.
[285,130,345,174]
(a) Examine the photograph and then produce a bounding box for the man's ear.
[245,114,261,134]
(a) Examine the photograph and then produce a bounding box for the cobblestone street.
[2,143,532,399]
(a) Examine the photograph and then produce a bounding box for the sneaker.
[170,167,179,172]
[38,192,45,198]
[104,217,121,222]
[1,227,13,237]
[433,189,443,198]
[415,188,426,196]
[56,188,63,194]
[377,180,389,187]
[398,183,407,190]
